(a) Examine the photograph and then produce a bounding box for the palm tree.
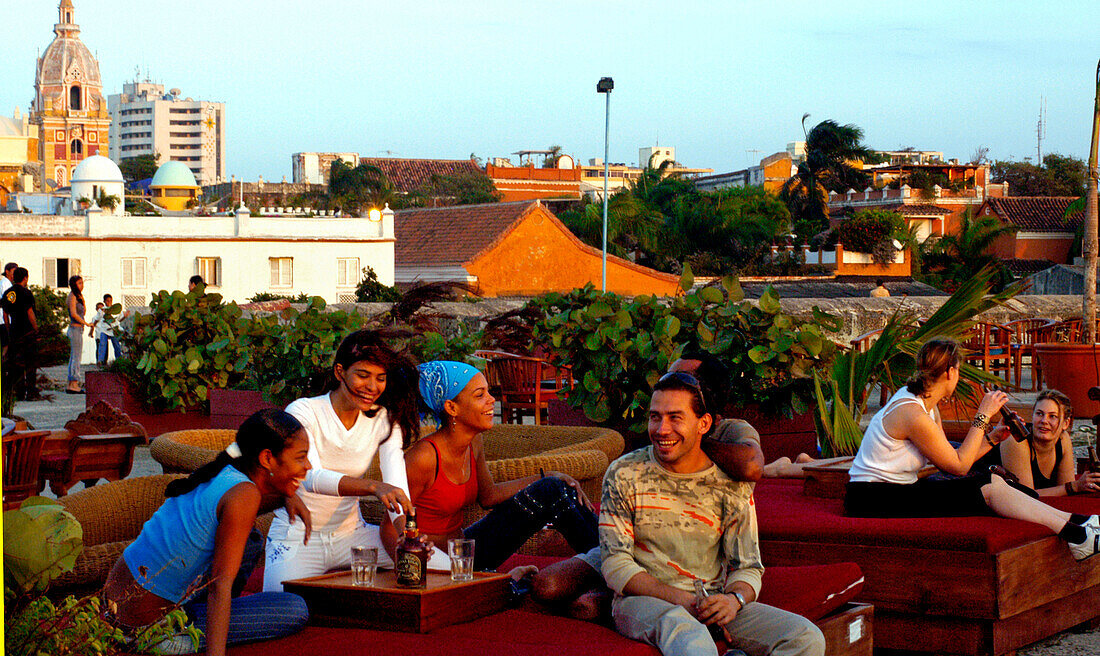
[924,211,1017,291]
[781,115,872,236]
[1083,59,1099,344]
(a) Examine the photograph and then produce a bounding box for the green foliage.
[30,285,70,366]
[922,210,1017,292]
[991,153,1087,197]
[96,190,120,211]
[247,291,313,303]
[118,154,159,185]
[329,159,389,214]
[3,498,82,594]
[418,171,501,205]
[355,267,402,303]
[407,324,483,365]
[782,117,872,239]
[528,277,839,433]
[836,209,906,263]
[813,266,1022,456]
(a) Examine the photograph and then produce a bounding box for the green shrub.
[247,291,313,303]
[355,267,402,302]
[836,209,906,263]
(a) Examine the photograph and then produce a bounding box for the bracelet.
[1066,481,1077,496]
[972,416,991,433]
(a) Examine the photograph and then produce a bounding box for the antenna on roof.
[1036,96,1046,165]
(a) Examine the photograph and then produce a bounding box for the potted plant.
[1035,59,1100,418]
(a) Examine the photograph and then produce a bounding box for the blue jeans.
[67,325,82,382]
[97,333,122,363]
[183,528,309,648]
[463,476,599,571]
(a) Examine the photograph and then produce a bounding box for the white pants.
[263,521,394,592]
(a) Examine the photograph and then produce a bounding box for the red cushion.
[227,610,657,656]
[754,478,1063,553]
[757,563,863,622]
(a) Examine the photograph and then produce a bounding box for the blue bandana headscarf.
[417,361,480,424]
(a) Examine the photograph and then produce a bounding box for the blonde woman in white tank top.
[844,338,1100,561]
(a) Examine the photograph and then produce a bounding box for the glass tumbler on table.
[350,546,378,586]
[447,538,475,582]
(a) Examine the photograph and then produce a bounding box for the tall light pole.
[597,77,614,291]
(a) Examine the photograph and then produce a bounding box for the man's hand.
[548,471,594,511]
[284,495,312,545]
[695,593,740,628]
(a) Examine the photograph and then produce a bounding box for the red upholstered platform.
[754,478,1100,655]
[228,558,865,656]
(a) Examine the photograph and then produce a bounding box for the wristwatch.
[731,591,748,609]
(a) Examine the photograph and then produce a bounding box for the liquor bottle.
[1088,446,1100,474]
[395,511,429,588]
[1001,407,1031,443]
[692,580,726,642]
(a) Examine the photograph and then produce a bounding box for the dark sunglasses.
[657,371,708,412]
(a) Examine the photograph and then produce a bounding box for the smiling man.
[599,372,824,656]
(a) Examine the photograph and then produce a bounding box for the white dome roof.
[71,155,123,183]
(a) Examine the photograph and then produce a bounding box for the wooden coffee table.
[283,569,511,633]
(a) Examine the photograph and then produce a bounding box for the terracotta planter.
[1035,343,1100,418]
[209,389,281,430]
[85,371,210,437]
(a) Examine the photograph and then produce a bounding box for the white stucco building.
[108,80,226,185]
[0,207,395,309]
[70,155,124,216]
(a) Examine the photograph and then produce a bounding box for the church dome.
[36,2,101,89]
[71,155,123,183]
[151,161,198,188]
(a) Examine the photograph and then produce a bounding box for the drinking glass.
[447,538,475,582]
[350,546,378,586]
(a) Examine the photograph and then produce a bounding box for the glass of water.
[350,546,378,586]
[447,538,475,582]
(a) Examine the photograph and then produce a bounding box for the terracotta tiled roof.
[359,157,485,193]
[1003,259,1056,276]
[830,203,951,218]
[739,279,946,298]
[395,201,536,266]
[984,197,1082,231]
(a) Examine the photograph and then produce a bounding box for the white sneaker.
[1069,520,1100,561]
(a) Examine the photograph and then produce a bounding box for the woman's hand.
[369,481,414,516]
[976,389,1010,421]
[284,495,312,544]
[547,471,594,511]
[1070,471,1100,495]
[987,424,1010,446]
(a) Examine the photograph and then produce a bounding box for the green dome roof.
[151,161,198,188]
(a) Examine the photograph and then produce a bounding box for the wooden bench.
[37,401,148,497]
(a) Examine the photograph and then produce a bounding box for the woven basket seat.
[150,429,237,474]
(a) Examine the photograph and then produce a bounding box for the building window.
[196,257,220,287]
[336,258,360,288]
[71,139,83,157]
[43,257,80,288]
[121,257,147,289]
[269,257,293,288]
[70,85,82,110]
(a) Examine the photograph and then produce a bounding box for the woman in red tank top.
[406,361,599,571]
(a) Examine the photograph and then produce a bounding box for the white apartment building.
[1,207,395,311]
[108,81,226,185]
[292,152,360,185]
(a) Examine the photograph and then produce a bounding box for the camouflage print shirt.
[599,446,763,598]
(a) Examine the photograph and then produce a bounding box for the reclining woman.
[845,338,1100,560]
[264,329,417,591]
[406,360,599,572]
[101,409,311,655]
[996,389,1100,496]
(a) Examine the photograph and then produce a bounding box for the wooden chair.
[1004,318,1054,390]
[963,322,1014,384]
[487,355,571,425]
[38,401,148,497]
[474,350,523,420]
[3,430,48,509]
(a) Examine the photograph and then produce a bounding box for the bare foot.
[762,457,792,477]
[795,453,815,464]
[509,565,538,581]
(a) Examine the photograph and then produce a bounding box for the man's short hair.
[677,349,730,413]
[875,278,885,287]
[189,275,204,286]
[103,293,112,302]
[652,371,710,423]
[4,262,17,274]
[12,267,28,284]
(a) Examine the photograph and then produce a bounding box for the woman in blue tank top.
[101,409,312,655]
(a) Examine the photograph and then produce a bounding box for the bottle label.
[395,552,422,586]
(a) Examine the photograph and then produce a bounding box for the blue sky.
[4,1,1098,180]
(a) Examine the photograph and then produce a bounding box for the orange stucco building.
[486,162,582,202]
[394,200,681,297]
[977,196,1081,266]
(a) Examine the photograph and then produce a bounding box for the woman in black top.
[1000,389,1100,496]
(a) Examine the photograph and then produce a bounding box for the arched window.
[70,139,83,156]
[70,86,82,110]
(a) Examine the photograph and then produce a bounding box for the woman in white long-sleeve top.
[263,330,419,591]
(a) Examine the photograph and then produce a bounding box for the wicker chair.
[150,429,237,474]
[54,474,274,596]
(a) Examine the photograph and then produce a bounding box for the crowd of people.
[97,329,1100,656]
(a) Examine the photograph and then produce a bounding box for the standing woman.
[66,274,92,393]
[999,389,1100,496]
[406,361,598,572]
[101,409,311,656]
[845,338,1100,560]
[263,329,418,591]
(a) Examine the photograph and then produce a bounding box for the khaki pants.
[612,594,825,656]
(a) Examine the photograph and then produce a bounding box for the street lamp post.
[597,76,614,291]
